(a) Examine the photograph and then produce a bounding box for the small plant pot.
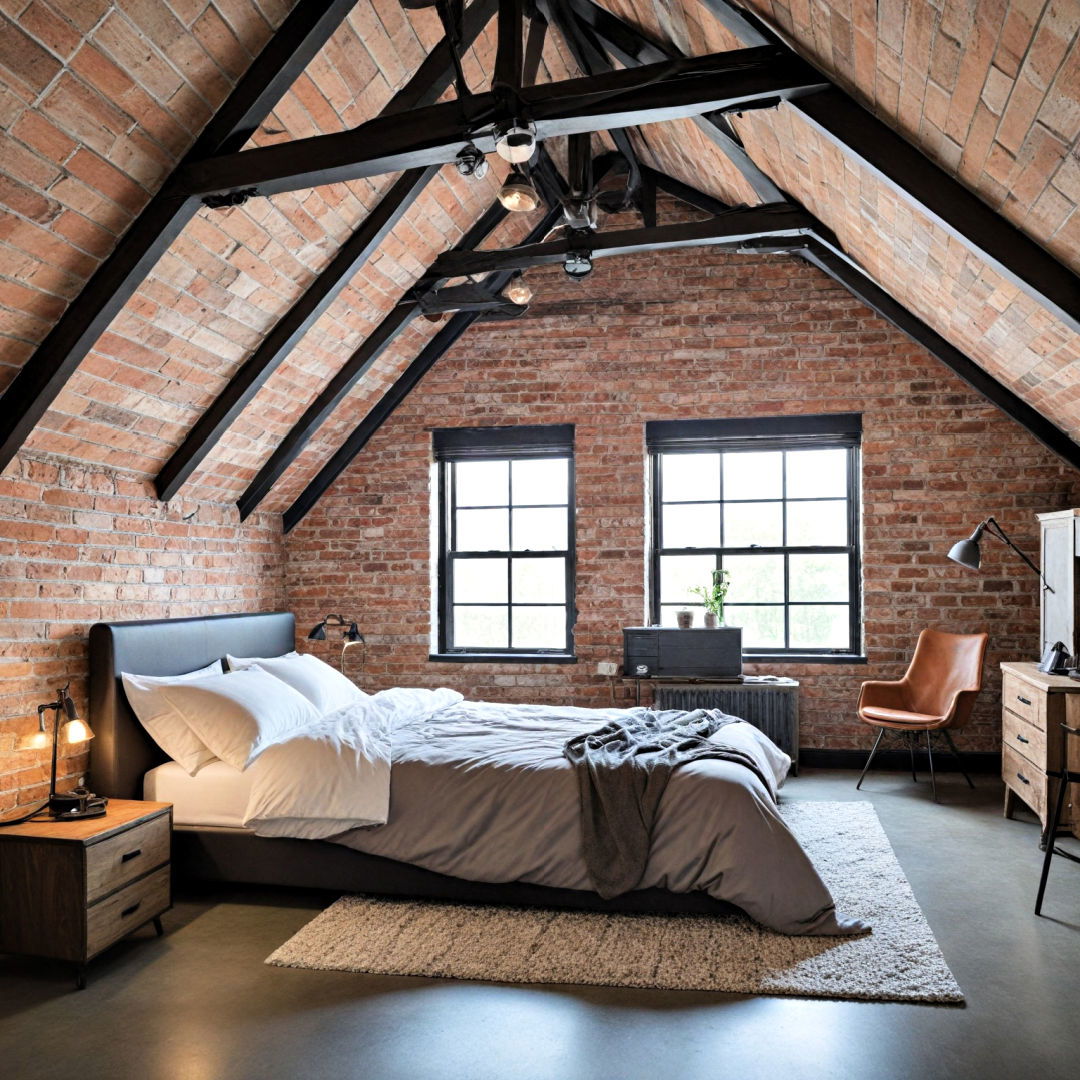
[676,609,693,629]
[704,612,718,629]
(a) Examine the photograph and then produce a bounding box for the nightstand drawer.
[86,865,170,959]
[1001,673,1044,730]
[1003,743,1046,821]
[86,813,170,903]
[1002,707,1045,769]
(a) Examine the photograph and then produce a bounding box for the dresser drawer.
[1002,707,1045,769]
[86,813,170,904]
[1002,743,1046,821]
[1001,673,1044,729]
[86,865,170,959]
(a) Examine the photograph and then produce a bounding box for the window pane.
[452,607,508,648]
[511,606,566,649]
[511,507,567,551]
[786,500,847,546]
[723,451,782,500]
[723,502,783,547]
[790,605,850,649]
[722,554,784,604]
[455,460,508,506]
[662,503,721,548]
[789,554,849,602]
[512,458,568,505]
[453,558,507,603]
[660,604,705,627]
[786,448,847,498]
[662,453,719,502]
[512,557,566,603]
[660,554,716,604]
[456,508,508,551]
[729,605,785,648]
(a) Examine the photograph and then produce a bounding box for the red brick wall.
[287,244,1080,754]
[0,452,283,813]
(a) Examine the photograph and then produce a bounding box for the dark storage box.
[622,627,743,679]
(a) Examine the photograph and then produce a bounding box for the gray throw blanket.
[564,708,772,899]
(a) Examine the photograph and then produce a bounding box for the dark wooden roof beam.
[172,49,828,200]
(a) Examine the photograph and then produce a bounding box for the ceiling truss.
[2,0,1079,533]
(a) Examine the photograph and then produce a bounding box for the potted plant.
[691,569,731,628]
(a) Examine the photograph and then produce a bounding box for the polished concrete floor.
[2,769,1079,1080]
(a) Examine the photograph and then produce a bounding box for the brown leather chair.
[856,629,989,800]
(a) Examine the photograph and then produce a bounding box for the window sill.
[744,653,868,666]
[429,653,578,665]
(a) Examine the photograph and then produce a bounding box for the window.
[648,414,862,660]
[433,425,575,660]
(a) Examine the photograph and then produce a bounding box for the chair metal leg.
[1035,769,1070,916]
[908,731,918,782]
[856,728,885,790]
[925,729,938,802]
[941,729,975,789]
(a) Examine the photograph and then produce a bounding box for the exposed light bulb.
[506,277,532,305]
[495,123,536,164]
[497,170,540,212]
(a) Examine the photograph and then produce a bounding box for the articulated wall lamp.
[948,517,1053,592]
[307,613,365,674]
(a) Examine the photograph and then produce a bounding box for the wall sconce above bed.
[307,613,365,677]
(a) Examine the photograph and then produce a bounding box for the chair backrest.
[903,628,989,724]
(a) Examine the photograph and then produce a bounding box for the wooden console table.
[1000,661,1080,838]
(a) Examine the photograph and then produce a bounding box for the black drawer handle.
[120,849,141,863]
[1017,695,1032,706]
[1015,732,1030,744]
[121,901,141,918]
[1016,771,1031,786]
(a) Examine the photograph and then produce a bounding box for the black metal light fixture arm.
[982,516,1054,593]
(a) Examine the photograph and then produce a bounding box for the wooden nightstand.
[0,799,172,989]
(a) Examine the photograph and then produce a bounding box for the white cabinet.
[1038,510,1080,658]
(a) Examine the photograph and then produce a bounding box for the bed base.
[174,826,739,915]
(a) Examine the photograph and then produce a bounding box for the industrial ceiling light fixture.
[564,230,594,282]
[498,169,540,212]
[495,121,536,164]
[455,143,489,180]
[506,272,532,305]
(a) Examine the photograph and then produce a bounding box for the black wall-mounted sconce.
[307,613,365,674]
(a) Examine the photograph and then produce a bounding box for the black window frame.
[647,414,864,664]
[432,425,577,663]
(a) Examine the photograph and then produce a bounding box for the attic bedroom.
[1,1,1078,1077]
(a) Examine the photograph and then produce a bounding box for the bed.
[89,611,860,932]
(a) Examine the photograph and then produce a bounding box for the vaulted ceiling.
[2,0,1079,525]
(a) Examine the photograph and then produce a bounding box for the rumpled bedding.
[241,688,868,936]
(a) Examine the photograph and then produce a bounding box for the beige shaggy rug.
[266,801,963,1004]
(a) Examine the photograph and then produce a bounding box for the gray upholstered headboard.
[88,611,296,799]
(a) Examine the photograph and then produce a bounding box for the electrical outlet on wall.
[596,661,619,677]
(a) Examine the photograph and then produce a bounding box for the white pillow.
[247,653,367,715]
[122,660,225,775]
[160,668,321,770]
[226,650,299,672]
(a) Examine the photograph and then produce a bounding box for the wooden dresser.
[1000,662,1080,838]
[0,799,171,988]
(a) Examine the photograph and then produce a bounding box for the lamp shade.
[61,718,94,743]
[947,537,981,570]
[345,622,363,643]
[307,621,327,640]
[948,521,987,571]
[16,728,49,751]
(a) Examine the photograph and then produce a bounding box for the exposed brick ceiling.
[2,0,1080,517]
